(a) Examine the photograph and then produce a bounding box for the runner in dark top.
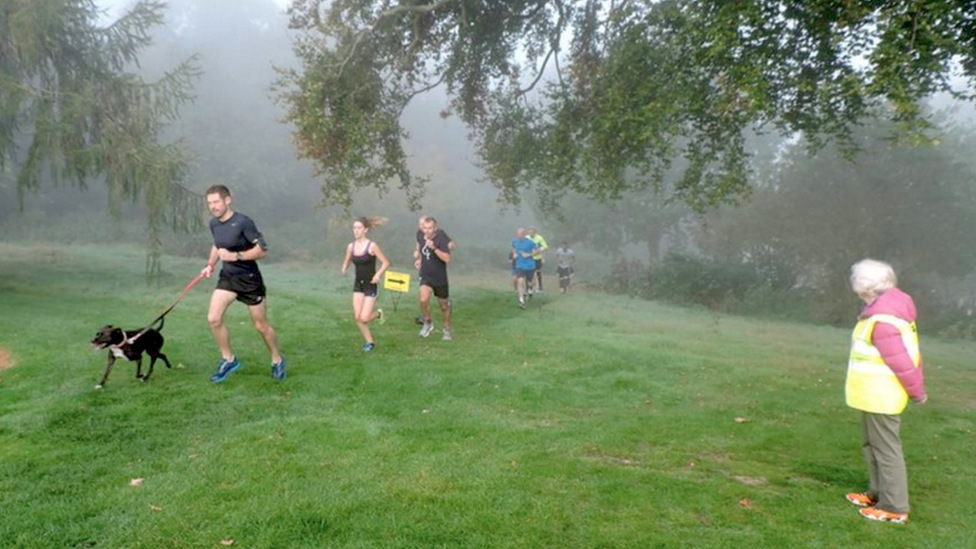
[200,184,285,383]
[341,217,390,352]
[415,216,452,340]
[413,215,455,325]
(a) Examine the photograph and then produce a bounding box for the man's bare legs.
[208,289,281,364]
[247,300,282,364]
[207,289,238,360]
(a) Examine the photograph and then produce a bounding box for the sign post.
[383,270,411,312]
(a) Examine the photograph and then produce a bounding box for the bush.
[640,254,763,308]
[601,253,821,323]
[724,286,819,322]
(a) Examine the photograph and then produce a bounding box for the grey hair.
[850,259,897,300]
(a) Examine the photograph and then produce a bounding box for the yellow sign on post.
[384,270,411,293]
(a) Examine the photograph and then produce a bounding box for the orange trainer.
[859,507,908,523]
[845,492,878,507]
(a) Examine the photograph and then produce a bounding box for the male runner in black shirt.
[413,215,455,325]
[415,216,452,340]
[200,184,285,382]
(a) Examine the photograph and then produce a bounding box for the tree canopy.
[278,0,976,212]
[0,0,199,278]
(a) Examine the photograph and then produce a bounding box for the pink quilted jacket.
[860,287,927,402]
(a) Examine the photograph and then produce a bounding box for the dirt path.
[0,345,15,372]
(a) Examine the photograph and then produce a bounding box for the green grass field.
[1,242,974,548]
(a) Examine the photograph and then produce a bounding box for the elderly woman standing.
[844,259,927,523]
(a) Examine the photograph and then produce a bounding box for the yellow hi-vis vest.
[846,314,921,415]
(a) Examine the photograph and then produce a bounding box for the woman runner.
[341,217,390,351]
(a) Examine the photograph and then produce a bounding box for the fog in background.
[4,0,976,336]
[1,0,545,275]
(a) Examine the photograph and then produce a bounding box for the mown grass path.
[1,243,974,548]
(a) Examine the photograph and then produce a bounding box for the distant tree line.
[595,110,976,337]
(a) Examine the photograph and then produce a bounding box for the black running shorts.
[423,282,449,300]
[354,279,379,298]
[217,272,266,306]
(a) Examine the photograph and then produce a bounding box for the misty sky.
[98,0,290,21]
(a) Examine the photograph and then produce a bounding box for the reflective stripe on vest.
[845,314,920,414]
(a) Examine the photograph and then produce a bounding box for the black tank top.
[351,241,376,282]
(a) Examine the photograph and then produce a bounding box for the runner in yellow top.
[527,226,548,294]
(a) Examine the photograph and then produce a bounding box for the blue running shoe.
[271,355,286,380]
[362,342,375,352]
[210,356,241,383]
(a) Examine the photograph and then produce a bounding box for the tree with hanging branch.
[0,0,201,281]
[277,0,976,213]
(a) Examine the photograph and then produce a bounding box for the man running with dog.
[200,184,286,383]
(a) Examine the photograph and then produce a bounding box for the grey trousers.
[862,412,910,514]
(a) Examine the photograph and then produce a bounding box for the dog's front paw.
[94,384,103,390]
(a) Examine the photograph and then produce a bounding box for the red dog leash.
[151,273,206,326]
[125,273,206,345]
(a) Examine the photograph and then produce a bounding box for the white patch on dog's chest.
[109,346,128,359]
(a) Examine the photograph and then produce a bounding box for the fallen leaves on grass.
[129,478,144,487]
[739,498,753,509]
[149,504,162,512]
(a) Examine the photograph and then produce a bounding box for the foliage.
[697,109,976,324]
[278,0,976,212]
[636,252,779,307]
[602,251,823,322]
[543,186,690,265]
[3,242,976,548]
[0,0,201,280]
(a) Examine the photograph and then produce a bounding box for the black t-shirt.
[418,229,451,287]
[210,212,266,278]
[351,241,377,284]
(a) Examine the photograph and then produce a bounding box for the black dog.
[90,323,172,389]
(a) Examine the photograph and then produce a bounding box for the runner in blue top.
[511,227,539,309]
